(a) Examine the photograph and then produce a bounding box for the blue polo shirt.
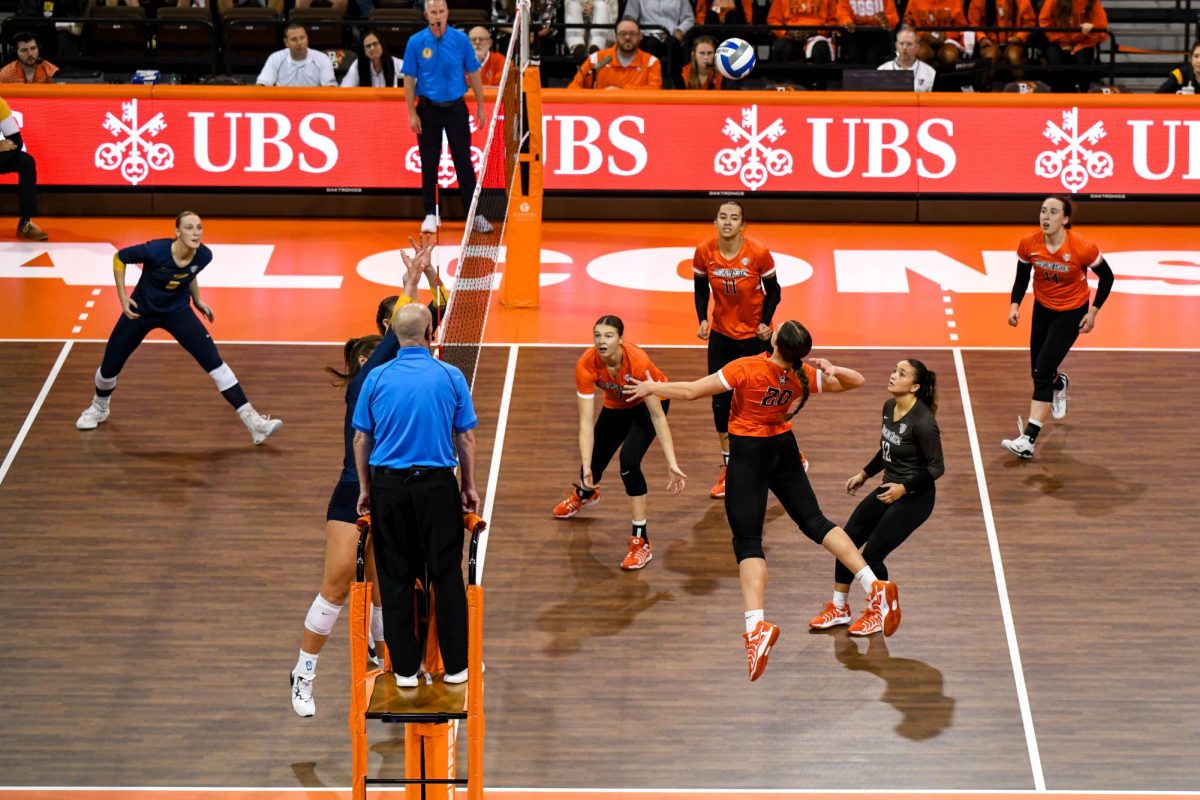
[401,26,481,102]
[352,346,477,469]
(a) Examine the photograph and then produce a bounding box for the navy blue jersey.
[119,239,213,315]
[339,329,400,483]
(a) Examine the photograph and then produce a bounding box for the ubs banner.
[4,89,1197,195]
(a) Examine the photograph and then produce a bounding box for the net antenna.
[433,0,532,390]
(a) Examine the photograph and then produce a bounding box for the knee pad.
[733,536,765,563]
[94,367,118,392]
[1031,367,1055,402]
[711,392,731,433]
[303,594,343,636]
[619,464,648,497]
[208,362,238,392]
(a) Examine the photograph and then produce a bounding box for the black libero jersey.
[864,398,944,494]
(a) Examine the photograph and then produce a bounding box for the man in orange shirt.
[468,27,507,87]
[0,33,59,84]
[568,18,663,89]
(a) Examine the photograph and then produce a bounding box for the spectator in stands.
[565,0,616,59]
[1157,40,1200,93]
[103,0,140,6]
[569,17,664,88]
[219,0,285,16]
[836,0,899,66]
[767,0,837,66]
[695,0,752,27]
[0,33,59,84]
[15,0,84,61]
[257,23,337,86]
[624,0,694,88]
[1038,0,1108,91]
[0,96,47,241]
[877,24,935,90]
[341,30,403,86]
[295,0,350,16]
[681,34,722,88]
[469,26,507,85]
[969,0,1035,81]
[902,0,966,65]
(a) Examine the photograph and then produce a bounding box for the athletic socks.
[577,484,597,500]
[91,394,111,408]
[295,649,319,676]
[854,565,879,596]
[632,520,647,542]
[744,609,764,634]
[1024,418,1043,443]
[722,452,730,467]
[832,590,849,609]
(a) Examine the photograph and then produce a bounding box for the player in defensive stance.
[627,321,902,682]
[75,211,282,445]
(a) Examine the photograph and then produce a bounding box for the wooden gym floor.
[0,217,1197,800]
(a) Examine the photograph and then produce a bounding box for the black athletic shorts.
[327,479,361,524]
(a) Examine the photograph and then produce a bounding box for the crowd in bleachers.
[0,0,1196,91]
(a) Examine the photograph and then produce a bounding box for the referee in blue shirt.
[352,302,479,686]
[402,0,487,234]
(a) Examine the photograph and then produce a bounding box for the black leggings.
[707,331,770,435]
[725,432,836,561]
[834,485,936,584]
[97,308,247,409]
[589,401,668,497]
[1029,300,1087,402]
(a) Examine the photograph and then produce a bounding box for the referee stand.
[350,514,487,800]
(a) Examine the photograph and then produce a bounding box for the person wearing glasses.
[341,30,405,87]
[568,18,663,89]
[468,26,507,86]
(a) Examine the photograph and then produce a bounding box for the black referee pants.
[0,149,38,220]
[834,486,935,585]
[417,97,477,217]
[370,467,467,677]
[707,330,770,435]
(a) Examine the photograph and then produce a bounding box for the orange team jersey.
[693,236,777,340]
[1016,229,1102,311]
[720,354,822,438]
[575,343,668,410]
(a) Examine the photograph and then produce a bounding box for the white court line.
[0,342,73,489]
[474,344,519,584]
[953,347,1045,791]
[5,788,1200,795]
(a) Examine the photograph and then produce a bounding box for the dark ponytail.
[905,357,938,415]
[594,314,624,336]
[775,320,813,412]
[326,334,383,387]
[376,295,400,335]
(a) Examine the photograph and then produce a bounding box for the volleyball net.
[435,0,539,390]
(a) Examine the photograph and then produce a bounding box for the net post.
[499,58,543,309]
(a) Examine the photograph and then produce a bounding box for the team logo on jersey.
[898,423,907,435]
[779,373,789,385]
[1063,254,1071,261]
[422,47,433,58]
[1034,107,1113,193]
[191,265,199,273]
[714,105,793,192]
[741,257,750,266]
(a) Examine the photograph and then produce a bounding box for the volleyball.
[716,38,756,80]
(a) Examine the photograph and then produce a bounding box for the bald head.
[391,302,433,345]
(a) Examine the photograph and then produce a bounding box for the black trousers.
[100,307,223,378]
[1029,300,1087,402]
[707,330,771,435]
[1044,44,1097,92]
[589,401,669,497]
[834,485,936,584]
[0,149,38,220]
[725,432,836,561]
[842,29,893,66]
[417,97,477,216]
[370,467,467,676]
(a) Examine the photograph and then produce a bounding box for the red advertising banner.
[3,87,1197,195]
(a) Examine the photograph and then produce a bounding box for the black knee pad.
[711,392,731,433]
[733,536,765,562]
[1032,368,1055,402]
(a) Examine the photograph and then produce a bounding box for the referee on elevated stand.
[352,303,480,687]
[403,0,488,235]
